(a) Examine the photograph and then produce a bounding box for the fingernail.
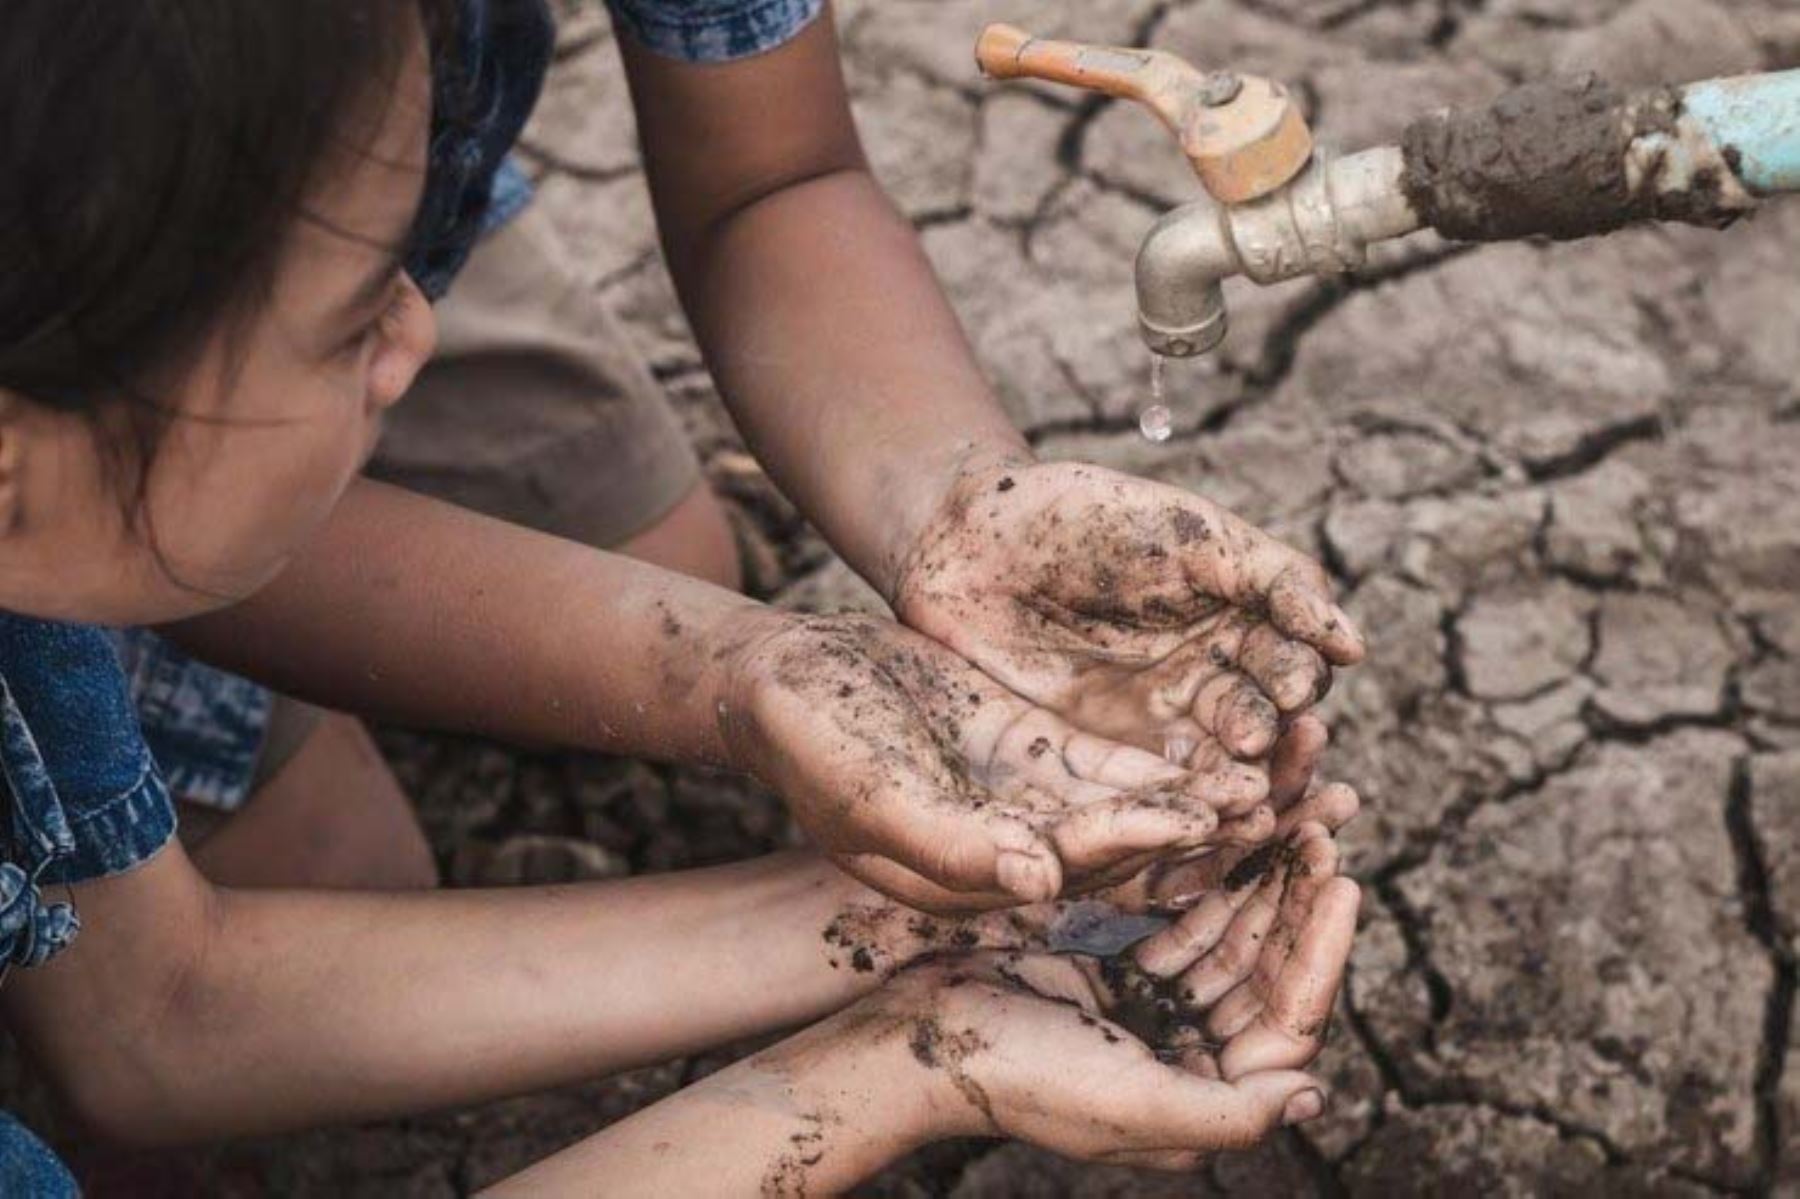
[997,850,1057,902]
[1282,1089,1326,1125]
[1328,605,1365,659]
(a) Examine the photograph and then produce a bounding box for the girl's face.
[0,29,437,626]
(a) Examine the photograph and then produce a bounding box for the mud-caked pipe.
[1139,68,1800,359]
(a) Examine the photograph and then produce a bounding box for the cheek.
[143,382,375,596]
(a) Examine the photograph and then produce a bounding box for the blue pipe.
[1682,69,1800,196]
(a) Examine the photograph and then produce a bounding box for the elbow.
[19,879,230,1149]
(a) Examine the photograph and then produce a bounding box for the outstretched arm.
[620,6,1028,594]
[3,846,913,1147]
[166,481,1264,907]
[620,7,1362,757]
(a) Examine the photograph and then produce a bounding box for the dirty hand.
[815,728,1359,978]
[847,945,1343,1170]
[1110,714,1360,908]
[894,457,1364,765]
[720,612,1274,911]
[1130,820,1363,1079]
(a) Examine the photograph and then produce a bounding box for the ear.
[0,392,25,537]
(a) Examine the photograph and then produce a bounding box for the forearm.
[162,478,771,765]
[677,168,1029,593]
[621,16,1029,599]
[482,1008,940,1197]
[3,849,896,1144]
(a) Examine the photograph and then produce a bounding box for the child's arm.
[483,928,1355,1196]
[617,11,1363,788]
[2,767,1356,1156]
[164,477,763,767]
[165,479,1253,907]
[1,846,932,1146]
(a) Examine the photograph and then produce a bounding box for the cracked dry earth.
[5,0,1800,1194]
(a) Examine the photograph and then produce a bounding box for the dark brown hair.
[0,0,455,500]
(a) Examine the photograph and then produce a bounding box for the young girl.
[0,2,1362,1193]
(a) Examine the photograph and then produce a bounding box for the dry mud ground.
[9,0,1800,1194]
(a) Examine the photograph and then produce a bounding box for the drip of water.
[1139,355,1173,443]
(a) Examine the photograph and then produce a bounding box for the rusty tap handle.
[975,23,1314,205]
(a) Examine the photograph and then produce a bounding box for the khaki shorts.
[366,201,702,549]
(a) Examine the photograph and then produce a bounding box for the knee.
[618,484,744,593]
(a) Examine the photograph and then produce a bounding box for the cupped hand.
[893,459,1363,765]
[859,933,1351,1170]
[720,612,1274,911]
[1130,821,1362,1080]
[811,716,1359,973]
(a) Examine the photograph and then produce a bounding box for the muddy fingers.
[1236,621,1333,712]
[1165,502,1363,666]
[1218,878,1362,1080]
[1154,1070,1329,1150]
[1135,883,1260,977]
[1206,824,1340,1039]
[1180,866,1286,1007]
[1264,564,1364,665]
[1267,714,1329,811]
[1047,790,1221,878]
[1192,671,1281,758]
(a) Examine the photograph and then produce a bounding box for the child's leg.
[113,628,435,893]
[366,201,743,590]
[182,709,437,891]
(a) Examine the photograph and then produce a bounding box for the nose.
[366,274,437,411]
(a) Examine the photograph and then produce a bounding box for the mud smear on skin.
[821,904,1039,975]
[1098,957,1218,1062]
[822,911,884,974]
[1095,841,1309,1057]
[1401,74,1747,242]
[762,1113,827,1198]
[896,464,1239,656]
[1222,837,1303,893]
[907,1016,996,1126]
[753,614,991,812]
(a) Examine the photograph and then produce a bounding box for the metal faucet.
[976,25,1799,364]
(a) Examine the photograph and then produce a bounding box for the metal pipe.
[1138,68,1800,361]
[1135,146,1423,358]
[1682,70,1800,195]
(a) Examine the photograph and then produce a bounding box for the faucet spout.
[1135,146,1423,359]
[1134,203,1233,358]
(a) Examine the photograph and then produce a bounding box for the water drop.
[1139,404,1174,443]
[1162,734,1197,766]
[1139,355,1173,442]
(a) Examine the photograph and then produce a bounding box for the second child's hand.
[718,612,1274,910]
[894,457,1365,768]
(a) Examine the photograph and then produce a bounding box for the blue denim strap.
[605,0,826,63]
[408,0,555,298]
[0,615,180,969]
[0,675,80,968]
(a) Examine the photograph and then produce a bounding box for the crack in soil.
[1724,755,1799,1192]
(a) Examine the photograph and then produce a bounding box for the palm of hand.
[1126,819,1361,1080]
[886,846,1357,1172]
[724,614,1269,910]
[894,460,1361,764]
